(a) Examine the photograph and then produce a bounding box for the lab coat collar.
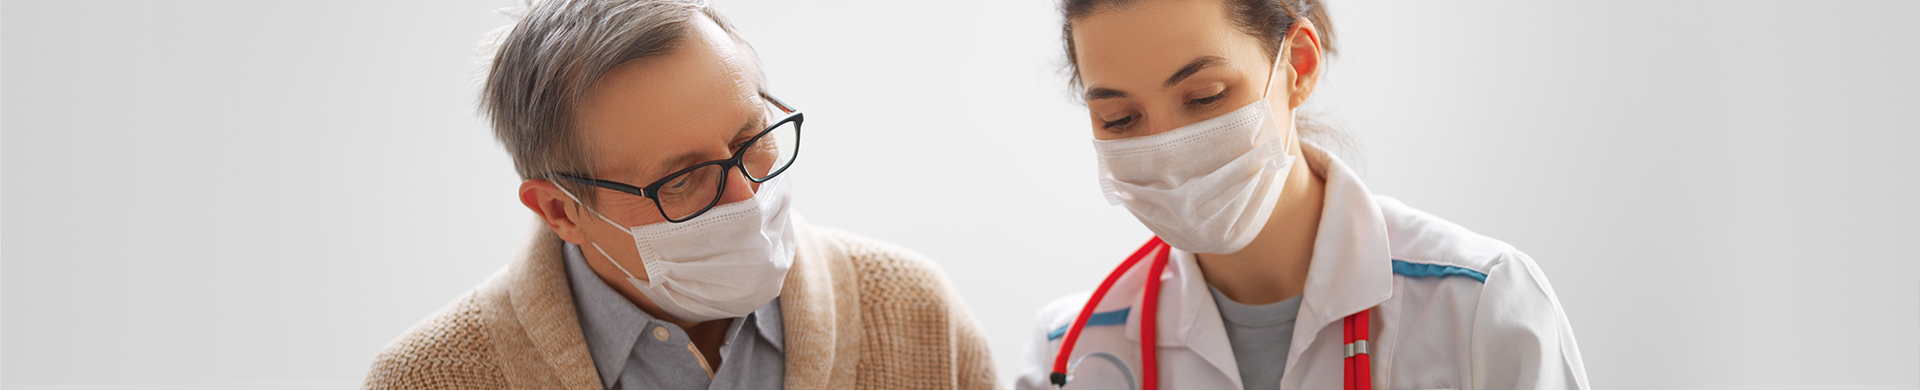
[1282,140,1394,377]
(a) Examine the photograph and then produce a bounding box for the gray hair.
[479,0,761,207]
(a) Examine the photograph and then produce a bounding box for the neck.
[1194,139,1325,305]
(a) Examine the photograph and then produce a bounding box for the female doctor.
[1015,0,1589,389]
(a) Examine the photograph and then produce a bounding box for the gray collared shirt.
[563,243,786,389]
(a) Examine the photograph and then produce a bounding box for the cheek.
[590,196,666,228]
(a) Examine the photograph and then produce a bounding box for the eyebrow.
[1082,55,1228,101]
[1085,87,1128,101]
[1165,55,1225,87]
[637,115,765,184]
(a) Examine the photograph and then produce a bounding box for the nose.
[1134,107,1205,139]
[1135,117,1187,139]
[716,166,758,205]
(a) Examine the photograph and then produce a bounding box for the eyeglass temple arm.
[555,174,651,199]
[760,92,796,114]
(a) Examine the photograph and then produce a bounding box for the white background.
[4,0,1917,388]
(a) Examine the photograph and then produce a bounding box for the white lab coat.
[1016,141,1589,389]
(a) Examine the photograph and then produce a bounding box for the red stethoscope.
[1049,237,1374,390]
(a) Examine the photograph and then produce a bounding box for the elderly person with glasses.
[363,1,995,389]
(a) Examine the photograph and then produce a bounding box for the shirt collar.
[752,296,785,352]
[561,243,785,388]
[562,243,648,388]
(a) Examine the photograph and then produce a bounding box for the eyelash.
[1101,91,1229,130]
[1188,91,1227,106]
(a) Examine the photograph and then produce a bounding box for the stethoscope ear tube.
[1051,237,1166,389]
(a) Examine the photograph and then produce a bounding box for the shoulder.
[795,222,1001,388]
[796,222,961,296]
[1371,197,1589,387]
[1375,195,1522,277]
[1014,291,1098,390]
[1375,196,1568,316]
[1374,195,1575,333]
[1033,291,1095,336]
[794,221,973,334]
[363,285,510,389]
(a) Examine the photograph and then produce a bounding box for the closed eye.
[1102,114,1136,130]
[1187,91,1227,106]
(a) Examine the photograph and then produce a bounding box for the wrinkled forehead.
[574,14,765,183]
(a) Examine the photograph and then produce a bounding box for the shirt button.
[652,326,670,341]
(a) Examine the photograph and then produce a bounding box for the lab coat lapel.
[1122,246,1244,388]
[1280,141,1394,388]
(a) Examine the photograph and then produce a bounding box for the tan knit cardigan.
[363,220,997,389]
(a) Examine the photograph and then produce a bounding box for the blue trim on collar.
[1391,259,1487,282]
[1046,307,1131,341]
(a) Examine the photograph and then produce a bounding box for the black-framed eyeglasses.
[555,93,801,223]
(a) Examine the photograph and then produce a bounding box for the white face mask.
[1091,55,1297,254]
[557,176,796,323]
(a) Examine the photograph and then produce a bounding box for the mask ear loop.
[551,181,633,232]
[551,181,650,283]
[1262,38,1299,156]
[1261,43,1285,100]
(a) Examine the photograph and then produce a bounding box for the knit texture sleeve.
[363,289,511,390]
[950,297,999,389]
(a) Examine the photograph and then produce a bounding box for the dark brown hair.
[1061,0,1335,92]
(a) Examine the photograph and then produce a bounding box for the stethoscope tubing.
[1049,237,1164,388]
[1050,237,1375,390]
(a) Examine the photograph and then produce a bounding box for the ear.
[1282,19,1325,110]
[520,179,595,246]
